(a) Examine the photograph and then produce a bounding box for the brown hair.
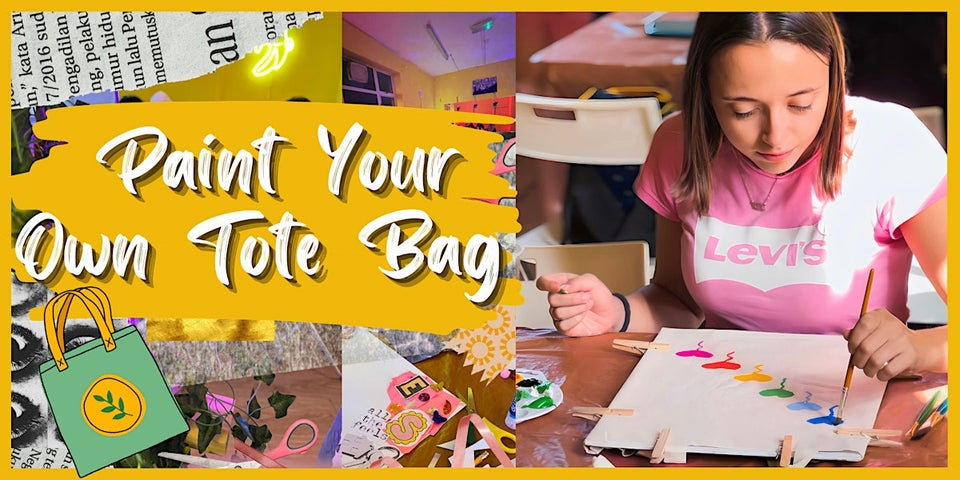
[676,12,848,215]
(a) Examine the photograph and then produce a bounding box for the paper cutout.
[444,305,516,383]
[734,364,773,382]
[341,329,464,467]
[676,340,714,358]
[384,410,430,447]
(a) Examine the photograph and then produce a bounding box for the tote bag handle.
[44,286,117,372]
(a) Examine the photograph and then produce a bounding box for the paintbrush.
[835,268,875,426]
[906,391,945,440]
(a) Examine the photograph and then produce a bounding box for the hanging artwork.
[584,328,887,465]
[472,76,498,95]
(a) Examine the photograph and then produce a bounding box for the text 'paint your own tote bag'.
[38,287,188,477]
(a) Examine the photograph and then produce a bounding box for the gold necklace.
[736,161,779,211]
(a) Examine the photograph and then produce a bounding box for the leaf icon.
[93,395,105,402]
[113,412,127,420]
[118,398,125,411]
[107,391,113,403]
[102,406,117,413]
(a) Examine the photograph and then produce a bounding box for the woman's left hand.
[843,309,918,381]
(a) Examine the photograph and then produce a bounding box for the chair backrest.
[911,106,945,148]
[516,93,662,165]
[516,241,651,329]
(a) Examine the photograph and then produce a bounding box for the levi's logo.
[694,217,827,291]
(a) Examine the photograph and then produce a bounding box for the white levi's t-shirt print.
[693,216,827,291]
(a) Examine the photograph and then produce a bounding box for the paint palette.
[515,368,563,423]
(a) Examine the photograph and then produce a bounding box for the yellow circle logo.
[81,375,145,436]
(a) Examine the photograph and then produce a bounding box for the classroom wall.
[434,59,516,109]
[341,20,436,108]
[124,14,342,102]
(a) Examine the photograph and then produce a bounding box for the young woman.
[536,12,946,381]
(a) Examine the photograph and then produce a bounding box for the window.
[342,56,396,106]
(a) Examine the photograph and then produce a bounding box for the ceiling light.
[425,23,450,60]
[470,18,494,34]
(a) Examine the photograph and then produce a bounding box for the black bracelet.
[612,292,631,333]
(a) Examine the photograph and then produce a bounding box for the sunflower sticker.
[81,375,145,436]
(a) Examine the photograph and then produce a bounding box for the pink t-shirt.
[635,97,946,334]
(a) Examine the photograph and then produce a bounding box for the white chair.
[910,106,945,148]
[516,93,663,246]
[516,241,651,329]
[516,93,663,165]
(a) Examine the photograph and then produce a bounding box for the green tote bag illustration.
[38,287,188,477]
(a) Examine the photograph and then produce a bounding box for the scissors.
[160,418,319,468]
[458,387,516,455]
[262,418,319,460]
[339,432,401,469]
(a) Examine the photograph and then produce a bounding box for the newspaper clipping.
[11,11,323,108]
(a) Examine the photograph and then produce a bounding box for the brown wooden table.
[200,365,341,468]
[528,12,695,102]
[517,328,947,467]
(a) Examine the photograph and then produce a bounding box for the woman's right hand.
[535,273,624,336]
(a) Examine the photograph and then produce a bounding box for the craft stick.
[836,269,875,426]
[836,427,902,438]
[650,428,670,464]
[612,339,671,351]
[867,439,903,448]
[570,407,634,416]
[778,435,794,467]
[427,452,441,468]
[571,413,600,422]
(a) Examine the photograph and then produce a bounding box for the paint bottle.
[504,390,519,430]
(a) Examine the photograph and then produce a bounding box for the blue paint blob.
[807,405,843,425]
[788,392,822,411]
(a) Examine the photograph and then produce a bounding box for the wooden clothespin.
[570,406,634,421]
[836,427,904,448]
[778,435,794,467]
[612,339,670,355]
[649,428,671,464]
